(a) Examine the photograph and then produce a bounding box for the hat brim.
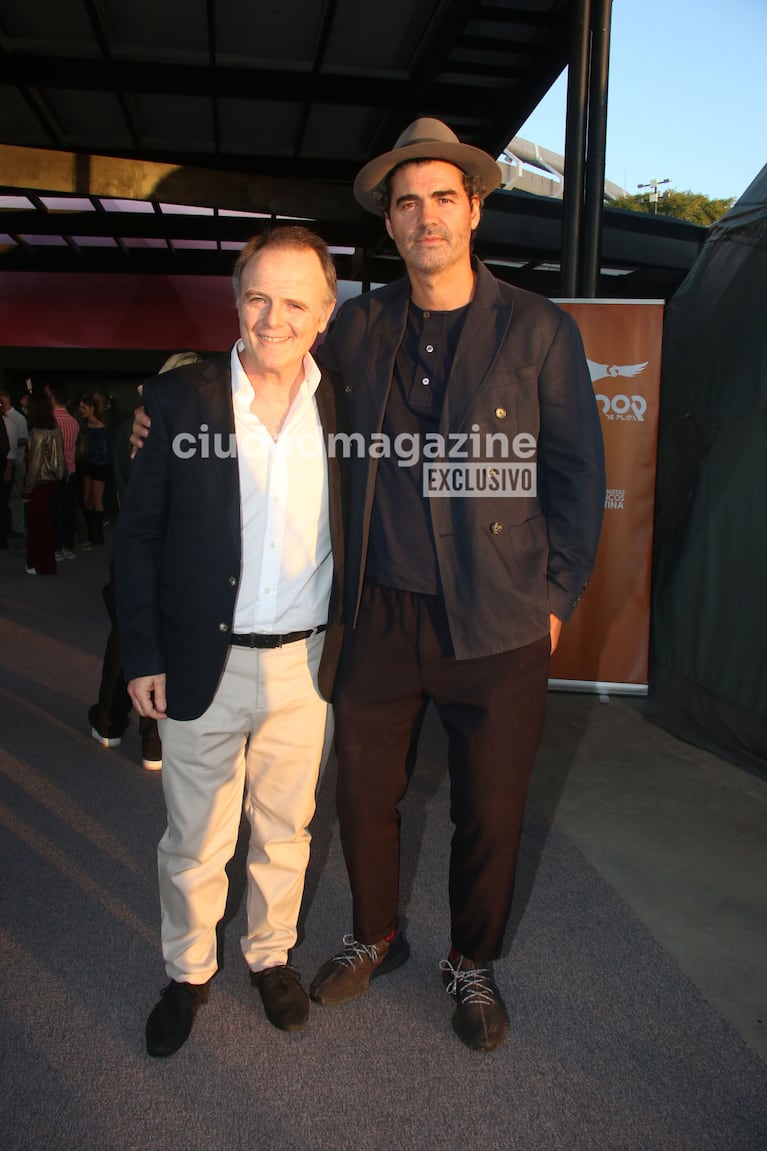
[353,140,503,215]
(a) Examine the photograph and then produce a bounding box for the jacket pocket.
[505,515,550,612]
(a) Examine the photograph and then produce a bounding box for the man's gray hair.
[233,226,337,306]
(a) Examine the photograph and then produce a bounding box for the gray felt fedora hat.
[353,117,503,215]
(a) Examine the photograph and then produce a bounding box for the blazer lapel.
[197,355,241,552]
[441,260,515,433]
[364,281,409,431]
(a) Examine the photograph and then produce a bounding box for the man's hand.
[129,405,151,457]
[549,614,563,655]
[128,674,167,720]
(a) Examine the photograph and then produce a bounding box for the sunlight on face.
[384,161,480,276]
[237,246,335,383]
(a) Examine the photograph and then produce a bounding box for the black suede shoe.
[145,979,210,1057]
[440,955,510,1052]
[250,965,309,1032]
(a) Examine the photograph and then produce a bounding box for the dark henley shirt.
[366,299,470,594]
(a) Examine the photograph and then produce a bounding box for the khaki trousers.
[157,631,331,983]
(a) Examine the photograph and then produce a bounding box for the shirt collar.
[231,340,321,403]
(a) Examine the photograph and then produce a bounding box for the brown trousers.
[334,582,550,962]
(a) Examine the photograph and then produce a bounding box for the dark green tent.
[650,164,767,778]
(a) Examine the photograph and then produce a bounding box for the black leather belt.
[229,625,326,649]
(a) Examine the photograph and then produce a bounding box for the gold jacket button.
[494,406,507,419]
[489,521,503,535]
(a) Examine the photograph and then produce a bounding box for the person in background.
[48,383,80,562]
[88,353,202,771]
[77,393,109,546]
[93,388,119,523]
[1,388,28,541]
[22,390,66,576]
[0,415,9,549]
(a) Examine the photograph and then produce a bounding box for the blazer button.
[219,622,230,633]
[489,521,503,535]
[228,576,237,586]
[344,384,353,394]
[494,406,507,419]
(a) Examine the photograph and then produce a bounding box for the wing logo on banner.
[588,360,650,422]
[587,360,649,382]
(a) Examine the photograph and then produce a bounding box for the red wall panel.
[0,272,238,350]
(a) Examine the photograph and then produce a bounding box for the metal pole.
[561,0,591,298]
[580,0,612,297]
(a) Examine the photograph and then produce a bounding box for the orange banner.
[549,300,664,693]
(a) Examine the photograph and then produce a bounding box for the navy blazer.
[318,259,605,660]
[116,353,346,721]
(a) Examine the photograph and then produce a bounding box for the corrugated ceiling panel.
[216,0,324,67]
[101,0,210,62]
[300,104,383,160]
[218,99,304,156]
[0,87,53,145]
[130,95,216,152]
[38,89,134,149]
[0,0,98,55]
[323,0,438,71]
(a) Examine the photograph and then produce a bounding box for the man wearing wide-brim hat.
[309,117,606,1052]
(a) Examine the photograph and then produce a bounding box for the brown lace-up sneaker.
[310,932,410,1005]
[440,955,510,1052]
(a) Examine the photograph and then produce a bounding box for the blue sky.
[517,0,766,202]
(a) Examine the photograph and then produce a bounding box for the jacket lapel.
[440,259,515,433]
[197,354,241,552]
[365,281,410,431]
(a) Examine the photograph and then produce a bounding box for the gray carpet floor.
[1,543,766,1151]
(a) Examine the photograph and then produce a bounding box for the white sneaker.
[55,551,64,561]
[91,727,122,748]
[62,549,77,559]
[25,566,37,576]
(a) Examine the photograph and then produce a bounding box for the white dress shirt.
[3,406,27,462]
[230,341,332,634]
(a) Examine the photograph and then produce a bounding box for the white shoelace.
[333,933,380,969]
[440,958,496,1004]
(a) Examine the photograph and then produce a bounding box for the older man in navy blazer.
[309,120,605,1052]
[118,227,345,1057]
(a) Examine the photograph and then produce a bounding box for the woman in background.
[22,390,65,575]
[78,393,110,545]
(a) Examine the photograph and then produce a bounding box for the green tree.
[609,189,735,226]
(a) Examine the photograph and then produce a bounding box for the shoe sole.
[142,759,163,771]
[91,727,122,748]
[310,936,411,1006]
